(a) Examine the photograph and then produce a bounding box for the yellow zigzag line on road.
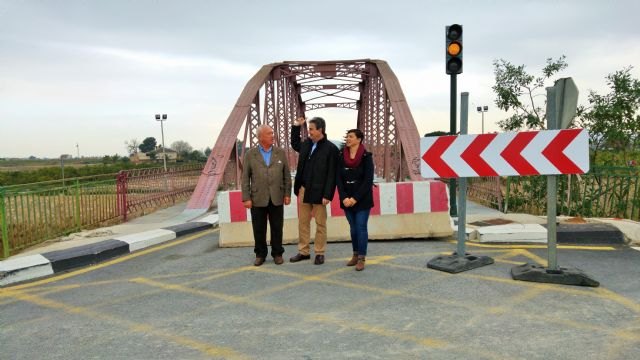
[1,288,249,360]
[463,242,616,251]
[131,278,458,352]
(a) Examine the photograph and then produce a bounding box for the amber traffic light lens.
[447,42,461,56]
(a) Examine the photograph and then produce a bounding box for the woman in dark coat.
[336,129,374,271]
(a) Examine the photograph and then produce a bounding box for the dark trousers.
[250,200,284,259]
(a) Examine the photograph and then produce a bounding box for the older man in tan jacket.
[242,125,292,266]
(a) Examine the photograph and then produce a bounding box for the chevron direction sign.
[420,129,589,178]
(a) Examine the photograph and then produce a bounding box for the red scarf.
[343,144,366,168]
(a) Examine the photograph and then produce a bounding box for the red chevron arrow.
[542,129,583,174]
[422,136,458,177]
[500,131,539,175]
[460,133,498,176]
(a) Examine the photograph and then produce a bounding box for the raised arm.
[290,117,305,152]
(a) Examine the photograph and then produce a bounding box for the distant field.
[0,158,105,172]
[0,158,169,186]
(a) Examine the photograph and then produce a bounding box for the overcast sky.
[1,0,638,158]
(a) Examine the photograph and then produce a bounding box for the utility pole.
[477,106,488,134]
[155,114,168,171]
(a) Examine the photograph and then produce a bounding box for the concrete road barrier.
[218,181,453,247]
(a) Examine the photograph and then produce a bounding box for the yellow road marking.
[131,277,461,352]
[486,288,545,315]
[3,227,638,355]
[1,228,218,291]
[464,242,616,251]
[593,287,640,314]
[377,261,640,315]
[2,288,249,359]
[493,259,527,265]
[462,272,640,314]
[517,311,640,342]
[248,266,350,297]
[491,249,521,262]
[372,251,461,259]
[513,249,548,266]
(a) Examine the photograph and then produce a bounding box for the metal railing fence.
[1,164,203,258]
[504,166,640,220]
[466,166,640,221]
[116,164,203,221]
[466,177,503,212]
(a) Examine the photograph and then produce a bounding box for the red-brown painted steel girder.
[186,59,423,214]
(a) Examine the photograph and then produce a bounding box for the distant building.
[130,146,178,164]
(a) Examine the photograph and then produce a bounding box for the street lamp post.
[60,154,70,186]
[476,105,489,134]
[155,114,167,171]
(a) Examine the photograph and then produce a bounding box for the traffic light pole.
[449,74,457,216]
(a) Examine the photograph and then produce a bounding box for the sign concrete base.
[476,224,547,243]
[511,263,599,287]
[426,253,494,273]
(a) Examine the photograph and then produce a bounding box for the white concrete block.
[476,224,547,243]
[452,226,478,241]
[197,214,219,225]
[217,192,231,223]
[0,254,54,286]
[114,229,176,252]
[378,182,397,215]
[413,181,430,213]
[283,193,298,219]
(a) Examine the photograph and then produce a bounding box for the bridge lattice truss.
[187,59,423,211]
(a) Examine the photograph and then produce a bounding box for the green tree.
[492,56,568,131]
[124,138,139,155]
[577,66,640,165]
[186,150,207,162]
[139,137,157,153]
[171,140,193,160]
[204,147,212,157]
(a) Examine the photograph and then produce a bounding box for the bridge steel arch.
[186,59,424,214]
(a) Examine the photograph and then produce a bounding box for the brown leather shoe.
[346,253,358,266]
[314,255,325,265]
[355,256,365,271]
[254,257,265,266]
[274,255,284,265]
[289,253,311,262]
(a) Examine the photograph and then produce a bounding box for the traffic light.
[446,24,463,75]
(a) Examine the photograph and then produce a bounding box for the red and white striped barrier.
[218,180,449,223]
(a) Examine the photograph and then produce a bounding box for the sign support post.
[427,92,494,273]
[511,78,599,287]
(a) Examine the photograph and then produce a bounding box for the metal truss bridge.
[186,59,424,214]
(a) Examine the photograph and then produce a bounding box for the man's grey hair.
[257,124,273,136]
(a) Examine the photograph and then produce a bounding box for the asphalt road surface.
[2,229,639,359]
